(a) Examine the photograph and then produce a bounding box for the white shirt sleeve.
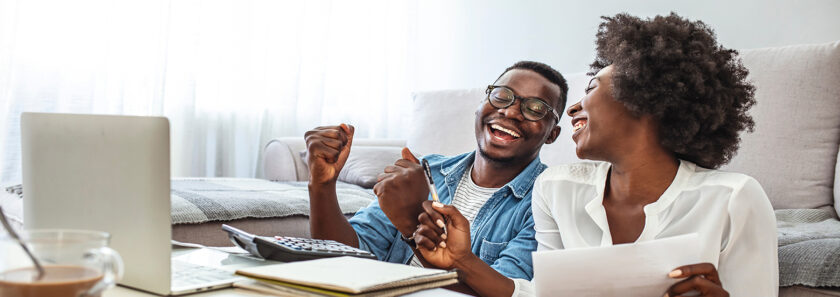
[532,174,564,250]
[718,177,779,297]
[511,278,535,297]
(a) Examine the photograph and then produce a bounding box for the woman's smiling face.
[566,65,648,161]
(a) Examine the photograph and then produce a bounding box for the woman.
[413,13,778,297]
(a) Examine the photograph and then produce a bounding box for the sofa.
[261,40,840,296]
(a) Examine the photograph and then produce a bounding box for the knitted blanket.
[2,178,376,225]
[170,178,375,224]
[776,208,840,287]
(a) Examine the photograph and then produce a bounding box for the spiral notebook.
[234,256,458,295]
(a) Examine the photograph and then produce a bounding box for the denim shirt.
[348,151,545,280]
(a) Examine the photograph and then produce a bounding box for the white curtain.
[0,0,414,183]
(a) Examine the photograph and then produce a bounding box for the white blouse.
[514,160,778,297]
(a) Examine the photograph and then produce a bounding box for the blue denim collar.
[439,151,546,199]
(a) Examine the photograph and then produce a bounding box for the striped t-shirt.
[409,165,500,267]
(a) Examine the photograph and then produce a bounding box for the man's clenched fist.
[304,124,354,185]
[373,147,430,237]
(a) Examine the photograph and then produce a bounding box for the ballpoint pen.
[421,159,440,203]
[421,159,446,236]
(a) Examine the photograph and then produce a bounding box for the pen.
[421,159,440,203]
[421,159,447,237]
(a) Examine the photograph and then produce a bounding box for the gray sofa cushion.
[722,41,840,210]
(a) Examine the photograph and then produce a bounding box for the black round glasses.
[486,85,560,122]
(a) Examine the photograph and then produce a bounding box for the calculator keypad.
[274,236,373,256]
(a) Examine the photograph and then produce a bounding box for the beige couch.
[263,41,840,296]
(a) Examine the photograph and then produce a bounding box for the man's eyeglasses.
[486,85,560,122]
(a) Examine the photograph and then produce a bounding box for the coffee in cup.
[1,230,123,297]
[0,265,104,297]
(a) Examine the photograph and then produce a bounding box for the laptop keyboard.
[171,261,240,288]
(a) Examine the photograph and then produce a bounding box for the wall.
[406,0,840,92]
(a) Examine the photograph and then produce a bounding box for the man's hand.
[414,201,473,269]
[304,124,354,186]
[372,148,429,237]
[664,263,729,297]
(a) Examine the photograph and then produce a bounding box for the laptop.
[21,112,244,295]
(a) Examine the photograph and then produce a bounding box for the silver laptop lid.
[22,112,172,295]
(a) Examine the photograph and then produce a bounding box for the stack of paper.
[532,233,703,296]
[234,256,458,297]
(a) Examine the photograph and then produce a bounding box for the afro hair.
[590,12,756,169]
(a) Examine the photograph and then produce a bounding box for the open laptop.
[21,112,244,295]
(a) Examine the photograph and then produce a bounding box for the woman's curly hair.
[591,12,756,169]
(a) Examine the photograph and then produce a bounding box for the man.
[304,61,567,296]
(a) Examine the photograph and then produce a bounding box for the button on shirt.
[348,151,544,281]
[515,160,779,296]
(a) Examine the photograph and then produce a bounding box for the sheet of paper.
[533,233,702,297]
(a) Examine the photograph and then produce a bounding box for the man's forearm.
[308,182,359,247]
[455,255,514,297]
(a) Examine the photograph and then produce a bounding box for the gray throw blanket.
[4,178,376,225]
[170,178,376,224]
[776,208,840,287]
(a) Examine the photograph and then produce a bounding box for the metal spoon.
[0,206,44,280]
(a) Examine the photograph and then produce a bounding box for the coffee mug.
[0,229,124,297]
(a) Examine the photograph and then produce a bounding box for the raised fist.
[303,124,354,185]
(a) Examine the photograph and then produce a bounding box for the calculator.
[221,224,377,262]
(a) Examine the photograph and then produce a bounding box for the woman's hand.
[413,201,472,269]
[415,202,515,297]
[665,263,729,297]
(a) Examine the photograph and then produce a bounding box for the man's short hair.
[495,61,568,110]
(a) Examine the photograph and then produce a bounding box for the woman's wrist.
[452,252,483,273]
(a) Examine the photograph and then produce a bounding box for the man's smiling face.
[475,69,562,165]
